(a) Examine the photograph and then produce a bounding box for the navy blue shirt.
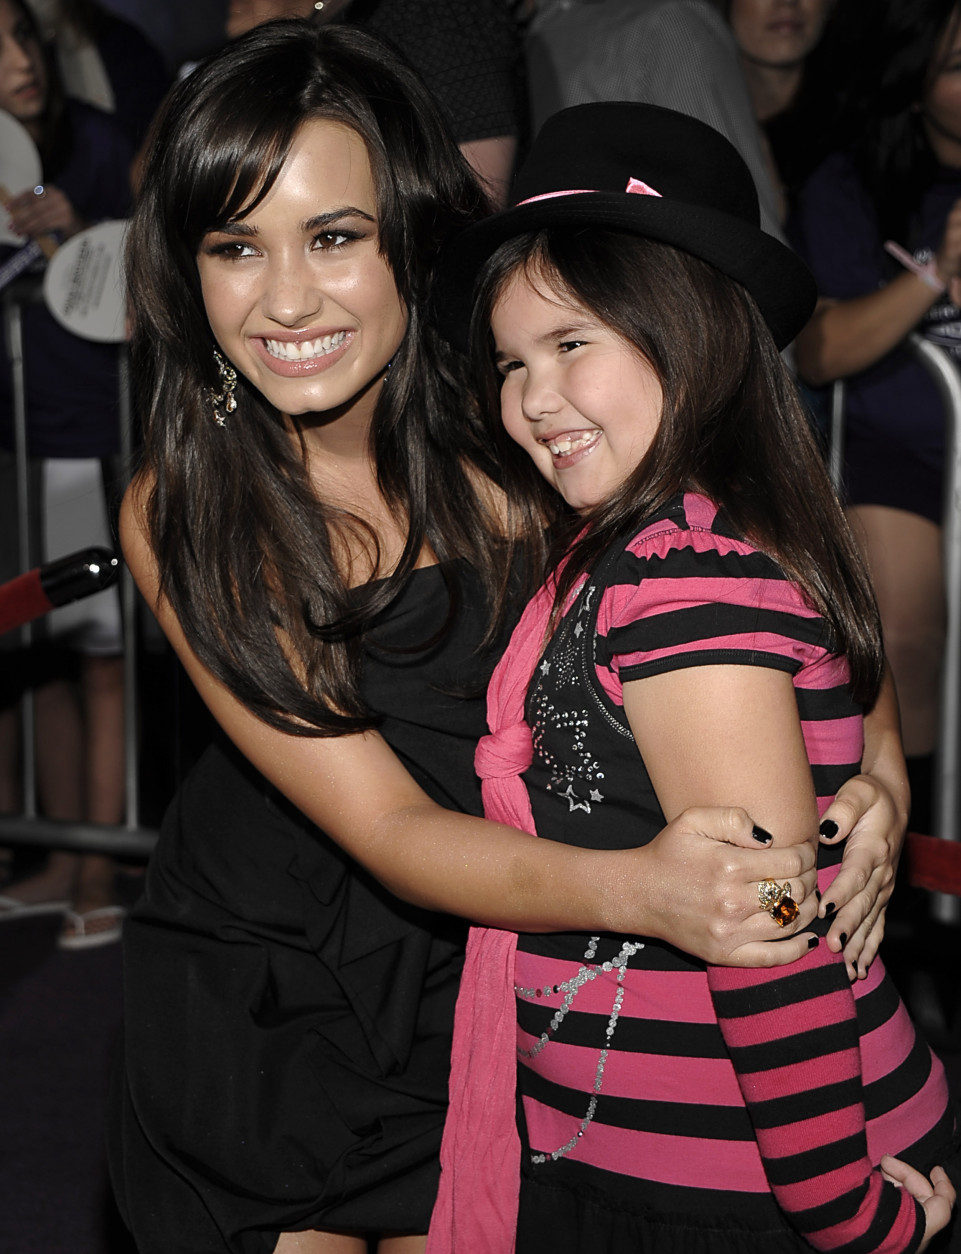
[0,99,132,459]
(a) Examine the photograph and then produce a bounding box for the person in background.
[791,0,961,833]
[26,0,169,150]
[0,0,132,944]
[524,0,785,236]
[725,0,837,217]
[225,0,524,206]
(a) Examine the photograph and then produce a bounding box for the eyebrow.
[209,206,377,236]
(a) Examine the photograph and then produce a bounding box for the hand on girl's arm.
[626,661,923,1254]
[818,665,907,977]
[121,482,815,954]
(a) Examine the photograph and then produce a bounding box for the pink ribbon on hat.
[625,177,662,197]
[518,177,662,206]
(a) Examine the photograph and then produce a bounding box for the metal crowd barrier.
[830,336,961,925]
[0,275,157,859]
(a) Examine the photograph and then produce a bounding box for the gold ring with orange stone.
[757,879,800,927]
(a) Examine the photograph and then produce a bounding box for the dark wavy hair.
[469,229,884,705]
[128,20,505,735]
[826,0,960,241]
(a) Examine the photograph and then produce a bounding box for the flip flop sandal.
[58,905,127,951]
[0,893,69,919]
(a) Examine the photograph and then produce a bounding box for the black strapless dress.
[108,565,495,1252]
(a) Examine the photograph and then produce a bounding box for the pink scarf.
[427,578,558,1254]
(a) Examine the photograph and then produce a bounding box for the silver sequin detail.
[516,934,643,1162]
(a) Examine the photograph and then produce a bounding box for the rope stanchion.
[905,832,961,897]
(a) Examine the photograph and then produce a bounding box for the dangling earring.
[210,348,238,427]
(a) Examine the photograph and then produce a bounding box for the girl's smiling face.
[492,269,663,514]
[196,117,408,429]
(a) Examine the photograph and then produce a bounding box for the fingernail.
[815,889,821,901]
[752,824,773,843]
[819,819,839,838]
[807,936,818,949]
[823,901,836,917]
[840,933,848,946]
[852,959,858,974]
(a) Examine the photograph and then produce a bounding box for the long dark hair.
[5,0,70,175]
[470,230,884,705]
[827,0,960,240]
[129,20,504,735]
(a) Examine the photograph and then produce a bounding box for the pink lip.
[251,330,354,378]
[767,19,803,33]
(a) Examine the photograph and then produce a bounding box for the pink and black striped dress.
[512,493,958,1254]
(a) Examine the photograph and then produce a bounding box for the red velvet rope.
[905,832,961,897]
[0,568,55,636]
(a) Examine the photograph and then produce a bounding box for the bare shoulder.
[119,470,159,598]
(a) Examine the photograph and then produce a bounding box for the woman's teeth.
[264,331,347,361]
[546,431,597,455]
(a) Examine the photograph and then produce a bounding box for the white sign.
[43,220,128,343]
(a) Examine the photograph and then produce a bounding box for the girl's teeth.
[548,432,595,455]
[264,331,347,361]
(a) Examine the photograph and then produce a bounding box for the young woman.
[792,0,961,832]
[430,101,958,1254]
[110,21,912,1254]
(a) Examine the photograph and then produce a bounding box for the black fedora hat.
[438,101,817,351]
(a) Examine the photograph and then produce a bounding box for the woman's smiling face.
[196,117,408,428]
[491,268,663,515]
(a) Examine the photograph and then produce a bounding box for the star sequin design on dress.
[529,581,605,812]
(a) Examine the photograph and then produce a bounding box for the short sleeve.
[593,505,829,692]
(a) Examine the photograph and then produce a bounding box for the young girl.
[110,21,915,1254]
[430,102,959,1254]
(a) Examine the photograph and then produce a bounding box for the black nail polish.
[808,936,818,949]
[840,933,848,946]
[823,901,836,918]
[752,824,773,843]
[819,819,839,839]
[815,889,822,901]
[852,959,859,974]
